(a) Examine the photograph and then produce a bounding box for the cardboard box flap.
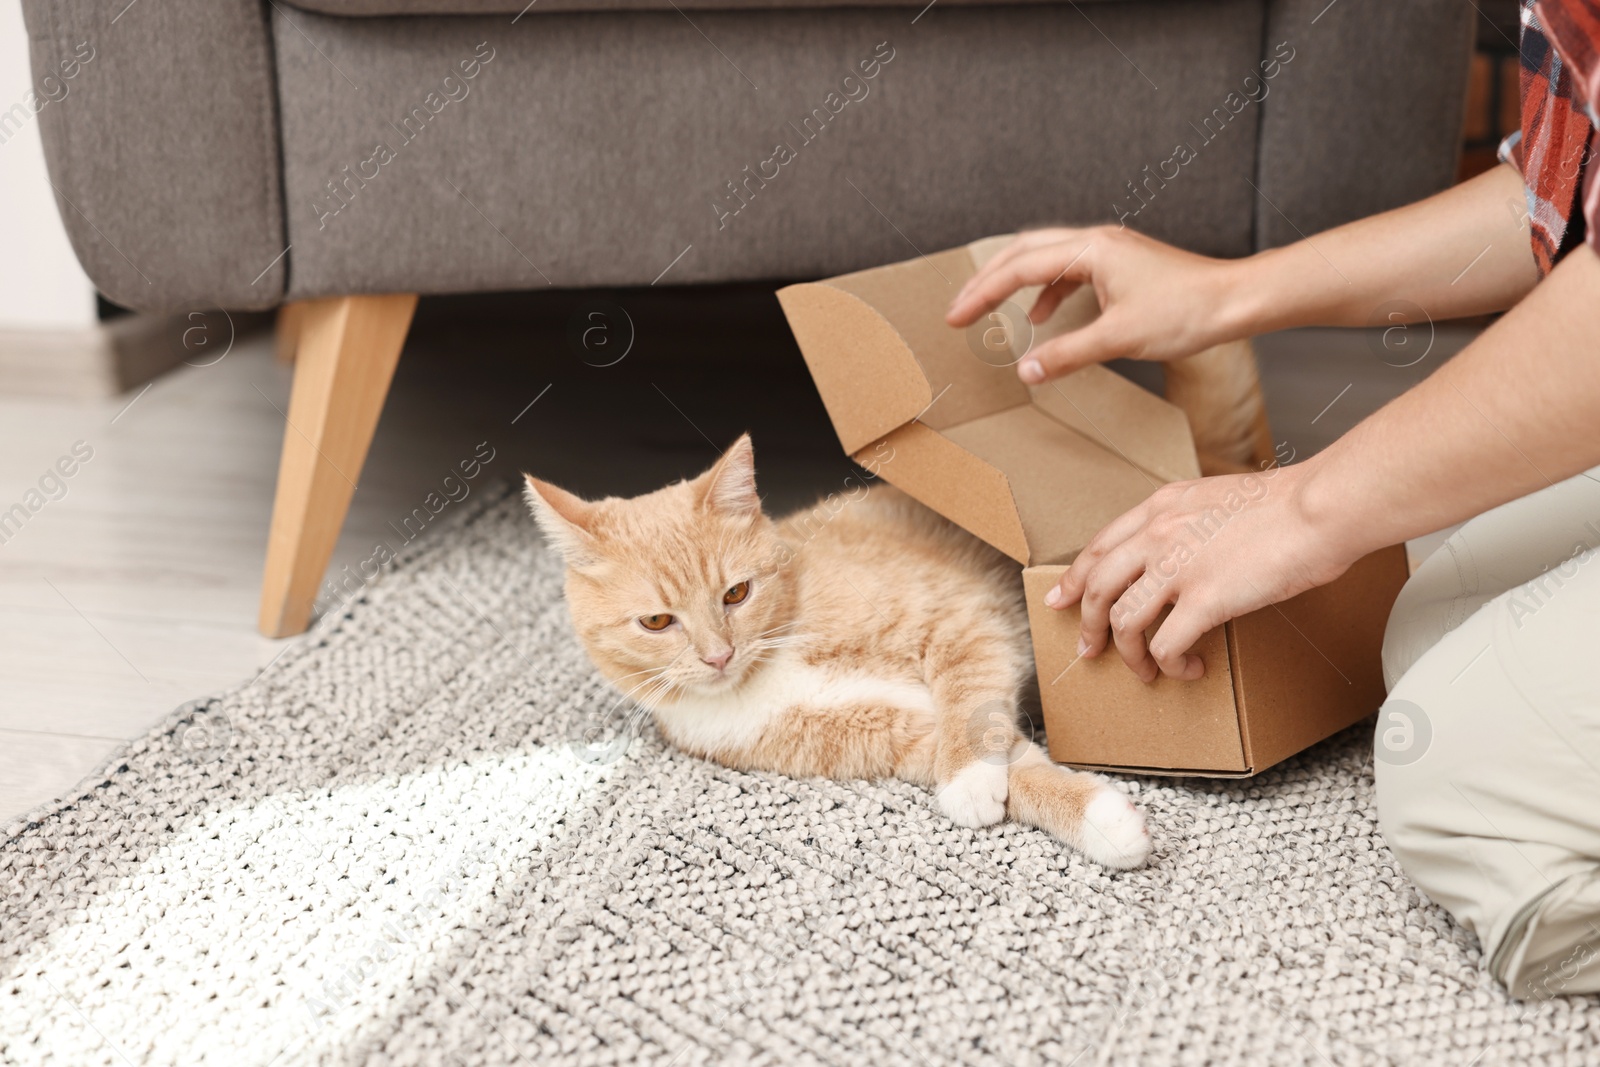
[823,247,1029,434]
[941,407,1161,566]
[965,238,1203,486]
[856,422,1031,564]
[780,238,1202,483]
[1027,375,1201,485]
[775,282,934,456]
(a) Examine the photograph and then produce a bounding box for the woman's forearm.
[1297,246,1600,558]
[1218,163,1541,338]
[1043,246,1600,682]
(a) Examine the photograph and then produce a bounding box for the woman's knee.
[1375,684,1600,998]
[1373,664,1520,969]
[1382,466,1600,691]
[1380,540,1481,691]
[1372,736,1449,894]
[1375,740,1537,990]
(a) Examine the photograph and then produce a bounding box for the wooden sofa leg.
[275,301,308,363]
[258,293,418,638]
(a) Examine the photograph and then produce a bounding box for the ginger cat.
[1165,339,1276,475]
[525,434,1151,869]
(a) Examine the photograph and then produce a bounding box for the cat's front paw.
[1080,787,1152,869]
[936,761,1008,828]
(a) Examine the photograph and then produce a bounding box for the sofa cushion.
[288,0,1127,15]
[271,1,1265,299]
[22,0,287,312]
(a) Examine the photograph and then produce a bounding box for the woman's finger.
[1108,593,1160,683]
[1148,598,1217,680]
[1049,500,1155,609]
[1026,278,1082,324]
[1107,570,1181,682]
[954,228,1076,308]
[1016,312,1130,384]
[1072,540,1151,660]
[950,233,1045,314]
[1108,572,1172,647]
[947,239,1096,328]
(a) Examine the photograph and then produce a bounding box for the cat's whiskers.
[592,667,671,738]
[754,621,802,638]
[745,622,803,658]
[623,673,681,732]
[749,633,803,648]
[634,680,676,716]
[608,646,692,718]
[607,662,674,687]
[587,670,678,752]
[610,663,672,697]
[740,634,803,669]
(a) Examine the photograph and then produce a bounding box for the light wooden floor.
[1,331,287,819]
[0,289,1477,822]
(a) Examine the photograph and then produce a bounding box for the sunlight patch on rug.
[4,746,611,1067]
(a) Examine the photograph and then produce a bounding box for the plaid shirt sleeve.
[1503,0,1600,274]
[1539,0,1600,265]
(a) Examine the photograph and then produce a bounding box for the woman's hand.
[974,168,1561,685]
[1045,462,1358,682]
[946,166,1539,388]
[945,226,1246,384]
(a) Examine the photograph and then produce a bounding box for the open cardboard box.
[776,237,1409,777]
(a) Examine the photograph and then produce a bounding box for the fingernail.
[1076,635,1088,655]
[1019,359,1044,384]
[1045,586,1063,608]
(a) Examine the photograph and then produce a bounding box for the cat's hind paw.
[1079,787,1152,870]
[936,761,1008,829]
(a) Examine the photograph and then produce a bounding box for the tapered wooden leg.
[258,293,418,638]
[275,301,307,363]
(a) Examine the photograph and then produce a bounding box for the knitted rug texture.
[2,484,1596,1067]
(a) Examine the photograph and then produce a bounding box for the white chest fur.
[649,650,935,758]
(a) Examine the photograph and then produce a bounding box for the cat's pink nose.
[702,648,733,672]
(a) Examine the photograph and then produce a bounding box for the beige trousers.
[1376,465,1600,999]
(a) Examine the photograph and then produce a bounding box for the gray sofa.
[22,0,1475,638]
[25,0,1473,312]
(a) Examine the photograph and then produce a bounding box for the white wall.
[0,0,96,331]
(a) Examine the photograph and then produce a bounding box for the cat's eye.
[638,613,674,632]
[723,581,751,606]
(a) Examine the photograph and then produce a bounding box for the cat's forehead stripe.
[631,517,750,606]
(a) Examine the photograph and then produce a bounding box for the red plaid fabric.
[1501,0,1600,273]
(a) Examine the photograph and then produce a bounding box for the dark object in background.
[1459,0,1525,182]
[95,294,130,322]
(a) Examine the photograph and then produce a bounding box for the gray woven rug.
[3,484,1596,1067]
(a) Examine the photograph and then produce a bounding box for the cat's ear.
[524,474,600,564]
[695,433,760,517]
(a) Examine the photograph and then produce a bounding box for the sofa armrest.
[21,0,286,312]
[1255,0,1475,251]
